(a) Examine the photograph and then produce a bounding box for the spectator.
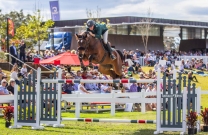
[78,83,90,94]
[136,49,141,57]
[129,83,137,92]
[184,60,191,69]
[188,71,198,82]
[154,62,159,71]
[7,79,15,95]
[148,54,155,66]
[100,83,112,93]
[82,71,88,79]
[75,70,82,79]
[137,83,142,92]
[124,51,134,67]
[144,69,153,79]
[132,52,139,65]
[139,72,145,79]
[62,73,74,94]
[27,69,34,84]
[10,42,18,65]
[61,70,66,79]
[0,79,10,95]
[179,60,185,73]
[134,63,140,74]
[85,74,99,91]
[61,46,66,53]
[20,64,28,78]
[10,67,20,85]
[128,66,134,76]
[145,83,155,111]
[0,68,5,83]
[33,51,42,59]
[18,40,26,64]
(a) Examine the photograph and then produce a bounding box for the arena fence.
[5,67,206,134]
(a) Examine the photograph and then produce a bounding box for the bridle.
[77,33,91,58]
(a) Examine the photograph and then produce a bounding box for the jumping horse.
[75,32,123,79]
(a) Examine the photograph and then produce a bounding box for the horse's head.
[75,32,91,56]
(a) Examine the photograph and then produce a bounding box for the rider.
[86,20,116,60]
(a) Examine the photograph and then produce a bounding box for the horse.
[75,32,124,79]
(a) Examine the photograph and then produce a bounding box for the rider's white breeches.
[102,30,108,44]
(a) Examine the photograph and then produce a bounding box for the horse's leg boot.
[78,55,86,69]
[106,43,116,60]
[88,55,94,68]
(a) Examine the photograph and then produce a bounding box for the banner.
[49,0,60,21]
[8,18,14,37]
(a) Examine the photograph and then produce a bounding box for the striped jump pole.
[62,118,156,124]
[41,79,159,84]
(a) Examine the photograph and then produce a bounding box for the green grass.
[1,67,208,135]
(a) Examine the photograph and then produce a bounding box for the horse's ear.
[75,34,79,40]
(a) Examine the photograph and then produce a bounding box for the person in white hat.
[0,79,10,95]
[61,46,66,53]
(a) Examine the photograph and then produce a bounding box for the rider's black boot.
[106,43,116,60]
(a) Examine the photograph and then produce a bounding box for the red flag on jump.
[8,19,14,37]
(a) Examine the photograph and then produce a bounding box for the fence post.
[111,91,115,116]
[141,89,145,113]
[170,69,177,114]
[53,68,64,127]
[75,93,80,118]
[154,68,162,134]
[182,87,187,134]
[197,87,201,132]
[9,83,22,128]
[32,67,44,129]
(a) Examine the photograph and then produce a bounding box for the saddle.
[100,39,114,53]
[100,39,108,51]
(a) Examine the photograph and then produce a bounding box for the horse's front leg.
[78,54,86,69]
[88,55,94,68]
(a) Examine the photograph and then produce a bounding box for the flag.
[49,0,60,21]
[8,18,14,37]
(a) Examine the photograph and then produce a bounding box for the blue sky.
[1,0,208,22]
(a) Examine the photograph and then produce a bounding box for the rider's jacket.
[87,23,108,39]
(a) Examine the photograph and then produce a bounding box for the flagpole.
[6,17,9,62]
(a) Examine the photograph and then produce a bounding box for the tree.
[136,8,154,53]
[86,6,101,23]
[0,10,31,49]
[85,6,111,30]
[15,10,54,52]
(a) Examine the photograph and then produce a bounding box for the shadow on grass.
[131,129,155,135]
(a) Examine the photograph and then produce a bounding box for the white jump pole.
[111,91,115,116]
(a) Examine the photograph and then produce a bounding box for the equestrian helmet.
[87,20,95,28]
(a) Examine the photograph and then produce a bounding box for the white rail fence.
[0,90,208,117]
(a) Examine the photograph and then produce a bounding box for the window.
[163,26,181,51]
[129,25,160,36]
[129,25,140,35]
[117,25,128,35]
[108,25,117,34]
[182,28,205,39]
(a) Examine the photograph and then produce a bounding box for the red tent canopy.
[40,52,89,65]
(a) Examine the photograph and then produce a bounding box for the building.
[49,16,208,52]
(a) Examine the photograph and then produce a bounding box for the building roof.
[51,16,208,30]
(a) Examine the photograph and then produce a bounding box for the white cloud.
[1,0,208,22]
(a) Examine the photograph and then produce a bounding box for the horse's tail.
[116,49,124,62]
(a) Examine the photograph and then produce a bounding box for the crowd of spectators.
[1,42,208,111]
